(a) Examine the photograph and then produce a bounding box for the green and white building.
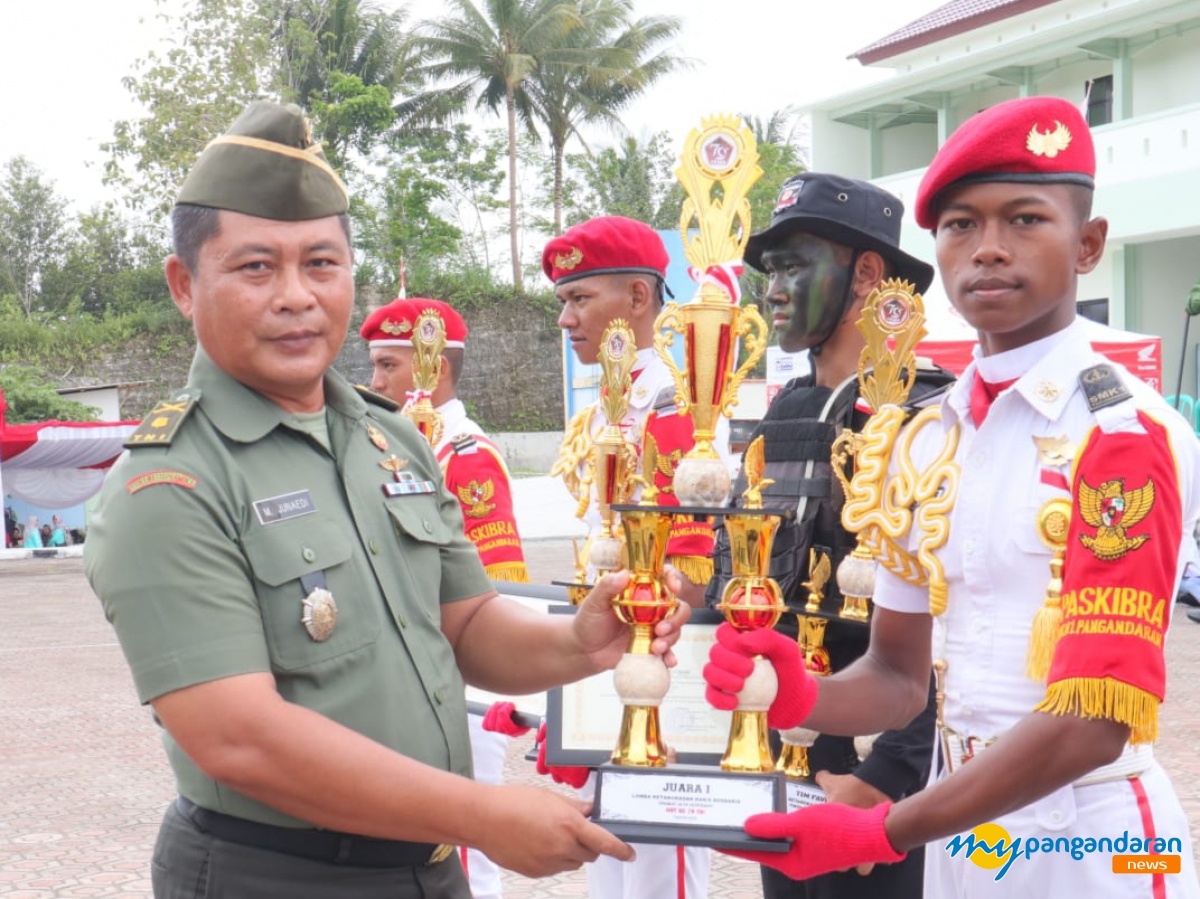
[805,0,1200,395]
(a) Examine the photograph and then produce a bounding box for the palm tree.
[528,0,686,235]
[276,0,415,165]
[398,0,582,291]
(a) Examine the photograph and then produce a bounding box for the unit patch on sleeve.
[126,470,199,494]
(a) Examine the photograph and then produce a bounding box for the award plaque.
[592,763,788,851]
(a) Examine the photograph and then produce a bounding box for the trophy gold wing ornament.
[802,548,831,614]
[654,115,768,507]
[740,435,774,510]
[402,309,447,447]
[830,280,961,618]
[587,321,640,573]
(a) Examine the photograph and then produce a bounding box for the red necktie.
[969,375,1017,427]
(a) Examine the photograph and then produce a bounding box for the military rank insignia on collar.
[1079,364,1132,413]
[125,391,201,448]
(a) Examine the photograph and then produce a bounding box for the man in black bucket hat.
[702,172,952,899]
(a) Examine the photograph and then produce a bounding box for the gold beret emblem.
[1026,121,1072,158]
[380,319,413,336]
[554,246,584,270]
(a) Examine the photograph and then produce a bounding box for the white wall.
[60,386,121,421]
[1135,236,1200,396]
[810,112,871,179]
[950,85,1018,131]
[1134,31,1200,116]
[881,122,938,177]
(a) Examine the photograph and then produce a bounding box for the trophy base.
[591,763,789,851]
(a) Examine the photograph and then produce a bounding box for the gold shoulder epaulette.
[125,390,202,449]
[354,384,400,411]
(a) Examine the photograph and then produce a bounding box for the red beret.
[915,96,1096,229]
[360,298,467,348]
[542,216,669,286]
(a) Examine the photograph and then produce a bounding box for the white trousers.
[580,772,711,899]
[925,763,1199,899]
[463,712,509,899]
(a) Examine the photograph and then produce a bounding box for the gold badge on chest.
[302,587,338,642]
[366,423,389,452]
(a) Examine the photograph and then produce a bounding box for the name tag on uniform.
[383,471,437,497]
[254,490,318,525]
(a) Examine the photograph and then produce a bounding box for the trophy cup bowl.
[655,284,769,507]
[609,508,677,767]
[716,513,785,774]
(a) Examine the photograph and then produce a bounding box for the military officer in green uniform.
[85,101,688,899]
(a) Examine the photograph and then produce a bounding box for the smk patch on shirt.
[254,490,318,525]
[126,470,199,494]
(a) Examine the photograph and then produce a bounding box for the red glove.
[703,622,818,729]
[725,802,905,880]
[481,701,533,737]
[534,722,591,789]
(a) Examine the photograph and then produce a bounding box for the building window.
[1078,298,1109,325]
[1086,76,1114,127]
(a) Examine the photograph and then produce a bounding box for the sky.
[1,0,941,213]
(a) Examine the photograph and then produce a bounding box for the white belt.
[940,727,1152,785]
[1074,744,1154,787]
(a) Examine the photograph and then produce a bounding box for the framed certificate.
[544,606,731,767]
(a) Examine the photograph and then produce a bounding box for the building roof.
[851,0,1066,64]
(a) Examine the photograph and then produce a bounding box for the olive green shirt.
[86,349,492,827]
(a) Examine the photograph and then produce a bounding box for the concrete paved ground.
[2,549,1199,896]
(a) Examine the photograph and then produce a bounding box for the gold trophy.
[655,116,769,506]
[716,436,787,773]
[777,552,833,781]
[402,309,446,447]
[585,321,640,574]
[609,435,677,766]
[830,280,959,618]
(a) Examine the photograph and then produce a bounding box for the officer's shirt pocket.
[385,496,455,592]
[243,516,380,671]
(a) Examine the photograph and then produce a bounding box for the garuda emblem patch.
[458,478,496,518]
[1078,476,1155,560]
[1026,121,1072,158]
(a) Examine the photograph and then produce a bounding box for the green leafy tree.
[738,108,808,304]
[0,157,70,321]
[277,0,415,167]
[41,206,171,317]
[103,0,280,215]
[105,0,414,213]
[565,131,683,229]
[353,124,509,298]
[0,367,100,424]
[528,0,685,235]
[396,0,583,292]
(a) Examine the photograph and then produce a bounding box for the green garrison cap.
[175,101,349,220]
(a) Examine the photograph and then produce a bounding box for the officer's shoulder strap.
[354,384,400,411]
[124,389,202,449]
[652,384,680,413]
